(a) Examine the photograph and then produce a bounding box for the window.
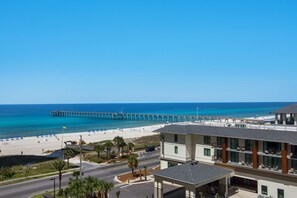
[263,156,282,169]
[261,185,268,195]
[230,138,239,149]
[174,146,178,154]
[160,134,165,141]
[245,140,254,151]
[230,151,239,163]
[217,137,224,147]
[168,161,178,168]
[263,141,281,154]
[174,134,178,142]
[217,150,222,160]
[204,148,211,156]
[204,136,211,145]
[277,189,284,198]
[245,154,253,165]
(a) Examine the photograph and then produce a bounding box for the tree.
[64,149,75,168]
[64,178,85,198]
[127,142,135,154]
[52,159,66,193]
[119,141,127,156]
[103,181,114,198]
[84,176,97,198]
[94,144,105,158]
[72,171,80,180]
[104,141,114,159]
[127,155,138,176]
[116,191,121,198]
[113,136,124,157]
[95,179,104,198]
[144,166,147,181]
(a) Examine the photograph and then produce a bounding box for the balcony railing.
[188,121,297,132]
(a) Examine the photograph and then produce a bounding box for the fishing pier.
[50,111,257,123]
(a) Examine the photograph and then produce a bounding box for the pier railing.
[50,110,261,123]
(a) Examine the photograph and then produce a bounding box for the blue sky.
[0,1,296,104]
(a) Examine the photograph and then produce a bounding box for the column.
[282,113,286,125]
[154,181,158,198]
[225,177,229,198]
[282,143,288,174]
[222,138,228,163]
[295,114,297,125]
[218,178,228,197]
[158,181,163,198]
[185,187,196,198]
[275,113,278,125]
[252,140,258,169]
[185,189,190,198]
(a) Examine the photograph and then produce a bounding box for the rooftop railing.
[180,120,297,132]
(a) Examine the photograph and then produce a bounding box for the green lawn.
[0,158,78,183]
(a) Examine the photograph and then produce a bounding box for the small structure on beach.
[274,104,297,125]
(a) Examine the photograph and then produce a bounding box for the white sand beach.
[0,124,164,156]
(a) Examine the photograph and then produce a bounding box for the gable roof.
[153,162,233,186]
[155,124,297,145]
[275,104,297,114]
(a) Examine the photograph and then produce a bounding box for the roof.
[275,104,297,114]
[153,162,233,186]
[155,124,297,145]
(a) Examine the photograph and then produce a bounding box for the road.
[0,152,159,198]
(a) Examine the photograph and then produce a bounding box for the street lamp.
[196,107,199,122]
[50,178,56,198]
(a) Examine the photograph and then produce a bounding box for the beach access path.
[0,124,164,156]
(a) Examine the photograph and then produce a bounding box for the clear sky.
[0,1,296,104]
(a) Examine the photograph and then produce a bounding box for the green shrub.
[0,167,15,179]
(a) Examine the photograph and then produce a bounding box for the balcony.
[258,163,282,173]
[227,147,252,154]
[257,150,281,158]
[288,168,297,175]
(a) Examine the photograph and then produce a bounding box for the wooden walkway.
[50,111,259,123]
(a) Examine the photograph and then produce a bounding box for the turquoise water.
[0,102,293,138]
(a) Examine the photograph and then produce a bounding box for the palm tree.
[113,136,124,157]
[95,179,105,198]
[83,176,97,198]
[127,155,138,176]
[104,141,114,159]
[103,181,114,198]
[72,171,80,180]
[64,149,75,168]
[144,166,147,181]
[52,159,66,193]
[119,141,127,156]
[116,191,121,198]
[127,142,135,154]
[94,144,105,158]
[65,178,85,198]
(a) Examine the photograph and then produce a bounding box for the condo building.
[153,105,297,198]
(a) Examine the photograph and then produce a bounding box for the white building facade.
[158,124,297,198]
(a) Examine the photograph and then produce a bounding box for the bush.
[0,167,15,180]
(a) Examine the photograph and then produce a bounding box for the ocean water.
[0,102,293,138]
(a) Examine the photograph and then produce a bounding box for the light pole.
[50,178,56,198]
[79,135,83,180]
[61,126,67,160]
[196,107,199,122]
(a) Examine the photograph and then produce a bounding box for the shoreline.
[0,124,164,156]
